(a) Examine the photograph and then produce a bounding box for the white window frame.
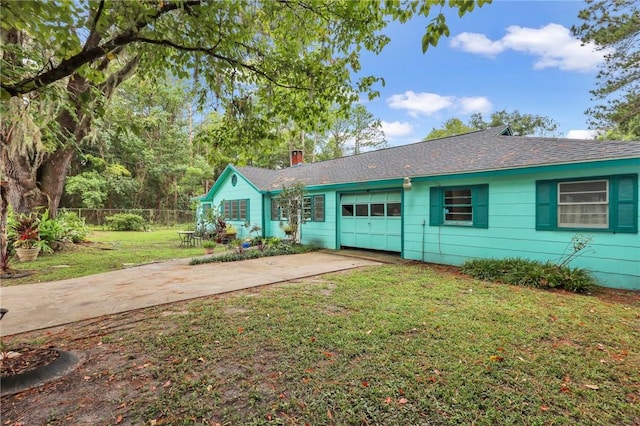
[557,179,609,229]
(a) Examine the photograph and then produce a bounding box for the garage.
[339,192,402,252]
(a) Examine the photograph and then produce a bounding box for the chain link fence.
[60,208,195,227]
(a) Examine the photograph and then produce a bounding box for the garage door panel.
[340,192,402,252]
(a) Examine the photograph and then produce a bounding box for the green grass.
[3,234,638,424]
[131,267,638,424]
[3,229,218,286]
[9,264,632,425]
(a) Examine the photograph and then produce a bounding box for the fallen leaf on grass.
[384,397,393,404]
[398,397,408,405]
[488,355,504,362]
[540,405,550,411]
[162,380,171,388]
[584,384,599,390]
[115,414,123,424]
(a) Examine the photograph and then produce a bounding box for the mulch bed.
[1,347,60,378]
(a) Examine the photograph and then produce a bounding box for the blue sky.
[357,1,604,146]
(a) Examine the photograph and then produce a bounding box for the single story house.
[197,126,640,290]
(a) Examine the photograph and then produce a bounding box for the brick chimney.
[290,149,304,167]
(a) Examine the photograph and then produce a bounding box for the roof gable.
[202,164,262,201]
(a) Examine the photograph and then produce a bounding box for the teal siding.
[200,161,638,290]
[209,172,263,240]
[264,191,337,248]
[403,164,640,290]
[301,191,336,248]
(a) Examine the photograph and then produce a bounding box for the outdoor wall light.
[403,177,412,191]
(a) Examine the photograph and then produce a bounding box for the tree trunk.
[4,74,91,217]
[0,179,10,273]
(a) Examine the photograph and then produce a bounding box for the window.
[273,195,325,222]
[313,195,325,222]
[356,204,369,216]
[303,197,312,221]
[387,203,401,216]
[271,199,284,221]
[342,204,354,216]
[223,199,249,221]
[444,189,472,223]
[371,203,385,216]
[558,180,608,228]
[536,174,637,233]
[430,185,489,228]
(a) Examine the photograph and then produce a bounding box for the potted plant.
[280,222,294,237]
[11,213,43,262]
[202,240,217,255]
[225,224,237,242]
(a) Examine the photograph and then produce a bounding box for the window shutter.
[612,174,638,233]
[429,187,443,226]
[535,181,555,230]
[474,185,489,228]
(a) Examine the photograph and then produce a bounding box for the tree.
[1,0,490,273]
[277,182,306,244]
[469,110,560,137]
[572,0,639,135]
[423,111,560,140]
[423,118,474,140]
[319,104,386,158]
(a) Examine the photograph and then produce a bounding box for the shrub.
[105,213,148,231]
[55,211,89,243]
[189,243,318,265]
[461,258,596,293]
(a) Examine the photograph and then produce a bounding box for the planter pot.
[204,247,215,255]
[15,247,41,262]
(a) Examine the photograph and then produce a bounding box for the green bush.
[7,209,89,254]
[461,257,596,293]
[105,213,148,231]
[55,211,89,243]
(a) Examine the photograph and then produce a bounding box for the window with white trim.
[558,180,608,229]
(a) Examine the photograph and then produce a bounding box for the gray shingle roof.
[237,127,640,191]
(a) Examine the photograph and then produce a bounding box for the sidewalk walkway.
[0,252,381,336]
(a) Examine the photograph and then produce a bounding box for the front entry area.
[340,192,402,253]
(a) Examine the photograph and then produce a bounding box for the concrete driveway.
[0,252,381,336]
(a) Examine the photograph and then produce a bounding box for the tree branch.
[83,0,106,52]
[130,36,312,92]
[1,0,202,97]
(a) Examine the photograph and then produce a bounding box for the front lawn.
[2,264,638,425]
[2,229,215,286]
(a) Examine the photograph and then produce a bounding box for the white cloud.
[381,120,414,138]
[450,23,606,72]
[387,91,491,117]
[457,97,493,115]
[566,129,598,139]
[449,32,504,56]
[387,91,454,117]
